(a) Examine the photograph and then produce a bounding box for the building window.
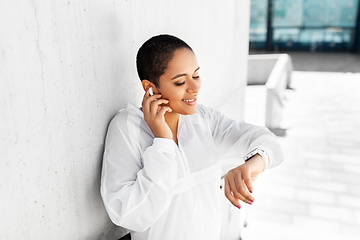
[250,0,360,52]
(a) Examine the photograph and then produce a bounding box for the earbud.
[148,87,154,96]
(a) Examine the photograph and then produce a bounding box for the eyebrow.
[171,67,200,80]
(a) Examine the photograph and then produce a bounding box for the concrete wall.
[248,56,278,85]
[0,0,250,239]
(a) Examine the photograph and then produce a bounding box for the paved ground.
[250,51,360,73]
[289,52,360,73]
[242,71,360,240]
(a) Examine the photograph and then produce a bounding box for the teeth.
[182,98,195,102]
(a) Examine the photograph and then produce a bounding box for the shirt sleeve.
[100,111,178,232]
[202,106,284,169]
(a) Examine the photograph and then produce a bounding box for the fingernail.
[250,190,253,193]
[236,205,241,209]
[248,202,252,205]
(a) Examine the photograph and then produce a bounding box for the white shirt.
[100,103,284,240]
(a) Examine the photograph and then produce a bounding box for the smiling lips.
[181,97,197,104]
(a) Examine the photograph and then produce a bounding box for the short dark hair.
[136,34,193,87]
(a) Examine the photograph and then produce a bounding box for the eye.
[193,75,200,79]
[175,81,185,86]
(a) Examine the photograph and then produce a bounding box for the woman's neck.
[165,112,180,144]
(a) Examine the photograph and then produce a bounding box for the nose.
[186,77,201,94]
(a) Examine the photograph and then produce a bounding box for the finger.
[234,175,254,203]
[145,94,162,106]
[153,98,169,105]
[143,88,150,98]
[146,94,163,107]
[142,90,150,107]
[148,93,162,100]
[144,93,162,102]
[224,178,241,209]
[229,176,251,204]
[142,90,151,111]
[243,170,254,194]
[155,99,170,113]
[157,106,172,116]
[150,99,169,114]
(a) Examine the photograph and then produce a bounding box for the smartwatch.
[243,147,269,170]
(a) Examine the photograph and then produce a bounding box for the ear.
[141,80,152,92]
[141,80,158,93]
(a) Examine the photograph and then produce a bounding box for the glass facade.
[250,0,360,51]
[249,0,268,48]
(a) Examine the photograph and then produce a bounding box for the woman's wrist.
[244,148,269,172]
[245,154,266,173]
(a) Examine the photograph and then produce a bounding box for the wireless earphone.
[148,87,154,96]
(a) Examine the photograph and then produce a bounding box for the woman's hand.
[224,154,265,209]
[142,90,173,140]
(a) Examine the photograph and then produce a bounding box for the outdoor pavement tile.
[266,164,297,175]
[328,139,360,148]
[295,189,336,205]
[263,173,308,188]
[277,155,307,167]
[355,210,360,225]
[340,224,360,237]
[246,208,293,225]
[256,183,296,200]
[286,137,329,146]
[242,220,358,240]
[325,126,360,135]
[307,160,343,171]
[286,129,327,138]
[330,153,360,164]
[243,225,302,240]
[343,164,360,174]
[243,71,360,240]
[306,179,348,194]
[295,167,333,180]
[292,215,341,234]
[258,197,308,215]
[284,140,331,152]
[349,184,360,197]
[332,171,360,184]
[339,146,360,155]
[281,150,304,160]
[337,195,360,209]
[297,151,331,162]
[309,204,355,223]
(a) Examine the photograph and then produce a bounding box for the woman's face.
[156,48,202,115]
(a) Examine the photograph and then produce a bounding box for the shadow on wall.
[97,123,131,240]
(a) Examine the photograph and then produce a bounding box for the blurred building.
[250,0,360,52]
[244,2,360,240]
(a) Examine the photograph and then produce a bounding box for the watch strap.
[243,147,269,171]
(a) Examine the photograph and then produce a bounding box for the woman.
[101,34,284,240]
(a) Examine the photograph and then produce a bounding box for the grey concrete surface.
[250,51,360,73]
[242,71,360,240]
[0,1,251,239]
[289,52,360,73]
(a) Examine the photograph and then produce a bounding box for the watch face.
[244,148,259,160]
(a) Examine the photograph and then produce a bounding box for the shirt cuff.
[152,137,176,152]
[142,138,177,182]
